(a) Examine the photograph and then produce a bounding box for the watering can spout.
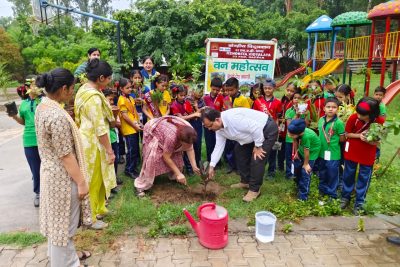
[183,208,198,233]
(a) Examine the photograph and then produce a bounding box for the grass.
[2,73,400,250]
[0,232,46,248]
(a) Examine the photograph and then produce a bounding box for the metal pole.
[381,16,391,86]
[330,28,336,59]
[366,20,375,96]
[313,32,318,71]
[307,33,311,60]
[343,24,350,84]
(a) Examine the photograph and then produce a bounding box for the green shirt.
[323,91,335,99]
[19,98,40,147]
[110,127,117,144]
[318,116,345,160]
[285,107,310,143]
[298,128,321,161]
[379,102,387,116]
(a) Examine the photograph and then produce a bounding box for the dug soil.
[148,176,225,205]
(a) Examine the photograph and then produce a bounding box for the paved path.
[0,111,39,232]
[1,217,399,266]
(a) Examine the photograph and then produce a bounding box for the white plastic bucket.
[255,211,277,243]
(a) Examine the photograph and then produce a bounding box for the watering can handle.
[197,203,216,219]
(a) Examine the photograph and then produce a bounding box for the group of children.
[103,61,388,213]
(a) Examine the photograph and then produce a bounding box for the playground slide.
[302,59,344,86]
[382,79,400,105]
[276,60,312,88]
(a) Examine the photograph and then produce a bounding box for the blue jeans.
[318,159,340,198]
[204,127,216,162]
[24,146,41,194]
[125,133,140,175]
[267,149,277,176]
[111,141,119,175]
[342,160,373,207]
[190,119,203,165]
[293,157,315,200]
[277,137,286,171]
[285,142,293,178]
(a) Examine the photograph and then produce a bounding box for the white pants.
[47,182,80,267]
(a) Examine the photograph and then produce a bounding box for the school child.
[284,89,310,179]
[130,69,150,126]
[171,85,202,173]
[317,98,345,199]
[203,77,225,162]
[224,77,250,173]
[113,81,126,164]
[278,82,296,173]
[225,77,251,108]
[103,89,123,187]
[341,97,384,214]
[373,86,387,118]
[308,80,325,119]
[143,74,171,119]
[288,119,321,200]
[335,84,355,105]
[249,83,263,109]
[252,79,282,178]
[117,78,142,179]
[323,75,338,99]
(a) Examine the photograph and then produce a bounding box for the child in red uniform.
[307,80,325,120]
[203,78,224,162]
[171,85,201,173]
[252,78,282,178]
[341,97,384,215]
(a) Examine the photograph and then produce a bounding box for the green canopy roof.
[331,11,372,27]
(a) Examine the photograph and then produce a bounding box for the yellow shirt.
[231,94,250,108]
[247,97,254,108]
[118,95,139,135]
[159,90,172,116]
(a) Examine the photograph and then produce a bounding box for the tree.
[8,0,32,17]
[91,0,112,16]
[0,28,24,80]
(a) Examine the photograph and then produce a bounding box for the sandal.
[77,250,92,260]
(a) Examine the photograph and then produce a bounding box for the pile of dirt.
[149,178,224,205]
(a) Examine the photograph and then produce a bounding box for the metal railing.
[385,31,400,59]
[345,36,370,60]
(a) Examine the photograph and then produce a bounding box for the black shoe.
[34,194,40,208]
[116,178,123,185]
[340,198,350,209]
[226,167,234,174]
[387,236,400,246]
[353,205,365,216]
[118,156,126,164]
[111,187,120,194]
[125,172,138,179]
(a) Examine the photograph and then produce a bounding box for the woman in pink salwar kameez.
[134,116,200,196]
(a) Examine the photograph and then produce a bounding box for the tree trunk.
[284,0,292,14]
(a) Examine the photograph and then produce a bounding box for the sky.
[0,0,131,18]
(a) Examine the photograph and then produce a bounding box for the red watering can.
[183,203,228,249]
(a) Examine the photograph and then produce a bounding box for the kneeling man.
[201,108,278,202]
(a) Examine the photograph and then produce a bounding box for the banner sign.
[205,38,277,93]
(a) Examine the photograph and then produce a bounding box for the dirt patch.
[148,177,225,205]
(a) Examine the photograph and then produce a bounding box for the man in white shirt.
[202,108,278,202]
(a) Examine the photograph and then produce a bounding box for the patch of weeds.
[282,223,293,234]
[0,232,46,247]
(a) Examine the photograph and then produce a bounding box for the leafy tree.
[0,27,24,80]
[8,0,32,17]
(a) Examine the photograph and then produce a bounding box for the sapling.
[199,161,210,197]
[150,90,164,106]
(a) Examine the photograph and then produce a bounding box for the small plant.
[239,85,250,96]
[282,223,293,233]
[150,90,164,105]
[338,103,356,122]
[357,217,365,232]
[365,119,400,142]
[199,161,210,197]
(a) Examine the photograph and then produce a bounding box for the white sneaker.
[90,220,108,230]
